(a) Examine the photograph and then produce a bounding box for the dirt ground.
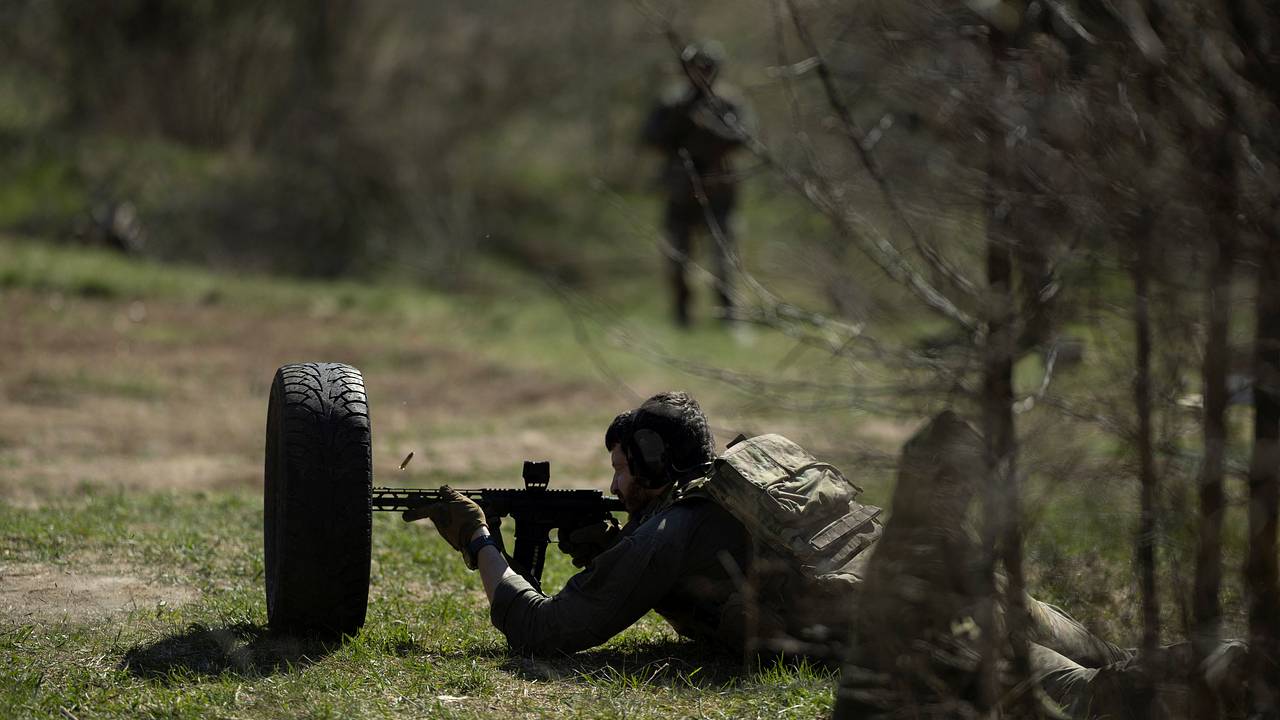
[0,561,201,623]
[1,288,620,506]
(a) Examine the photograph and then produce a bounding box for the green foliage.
[0,1,691,287]
[0,137,84,232]
[0,1,906,305]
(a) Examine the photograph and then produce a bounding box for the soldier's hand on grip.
[559,518,621,568]
[403,486,487,555]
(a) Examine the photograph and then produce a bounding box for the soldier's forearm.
[473,526,517,604]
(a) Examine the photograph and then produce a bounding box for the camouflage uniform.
[640,68,747,327]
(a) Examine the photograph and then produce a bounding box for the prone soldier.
[405,392,1247,718]
[407,392,751,653]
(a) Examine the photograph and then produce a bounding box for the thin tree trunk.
[976,104,1006,717]
[1134,7,1163,675]
[1192,226,1233,718]
[991,276,1034,717]
[975,18,1037,712]
[980,165,1035,716]
[1223,0,1280,713]
[1247,235,1280,716]
[981,221,1022,713]
[1131,220,1160,712]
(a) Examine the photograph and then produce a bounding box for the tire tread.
[264,362,373,636]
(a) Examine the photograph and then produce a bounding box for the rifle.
[375,461,623,591]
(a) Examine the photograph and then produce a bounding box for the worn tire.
[264,362,372,636]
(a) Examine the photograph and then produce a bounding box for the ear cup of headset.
[629,428,669,488]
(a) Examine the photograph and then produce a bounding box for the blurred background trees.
[0,0,672,282]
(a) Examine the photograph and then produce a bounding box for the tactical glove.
[403,486,487,558]
[558,518,621,568]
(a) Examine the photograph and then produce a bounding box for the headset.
[628,428,670,488]
[627,426,716,489]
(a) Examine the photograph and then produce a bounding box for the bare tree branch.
[783,0,982,302]
[1042,0,1099,44]
[1101,0,1168,64]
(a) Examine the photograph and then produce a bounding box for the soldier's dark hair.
[604,411,634,451]
[629,391,716,479]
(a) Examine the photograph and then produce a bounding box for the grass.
[0,234,825,382]
[0,490,835,719]
[0,146,84,230]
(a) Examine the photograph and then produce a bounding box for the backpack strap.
[673,474,716,504]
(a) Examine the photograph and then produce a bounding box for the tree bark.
[984,228,1035,714]
[1131,19,1163,713]
[1216,2,1280,708]
[1247,234,1280,716]
[1191,224,1234,719]
[979,104,1034,718]
[976,15,1036,714]
[977,171,1006,718]
[1131,218,1160,685]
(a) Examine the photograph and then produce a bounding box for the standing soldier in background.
[640,42,750,327]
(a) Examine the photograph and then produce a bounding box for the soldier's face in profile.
[610,444,653,515]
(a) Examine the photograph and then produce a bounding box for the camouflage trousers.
[1031,633,1248,719]
[1025,600,1137,715]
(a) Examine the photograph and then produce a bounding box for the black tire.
[264,362,372,636]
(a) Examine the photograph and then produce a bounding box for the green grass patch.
[0,233,875,415]
[15,367,169,403]
[0,142,85,230]
[0,235,444,317]
[1,491,837,719]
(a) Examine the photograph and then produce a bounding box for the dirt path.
[1,288,619,506]
[0,561,201,623]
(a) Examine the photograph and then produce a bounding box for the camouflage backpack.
[692,433,883,654]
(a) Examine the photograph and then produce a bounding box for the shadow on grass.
[121,623,338,682]
[500,639,752,689]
